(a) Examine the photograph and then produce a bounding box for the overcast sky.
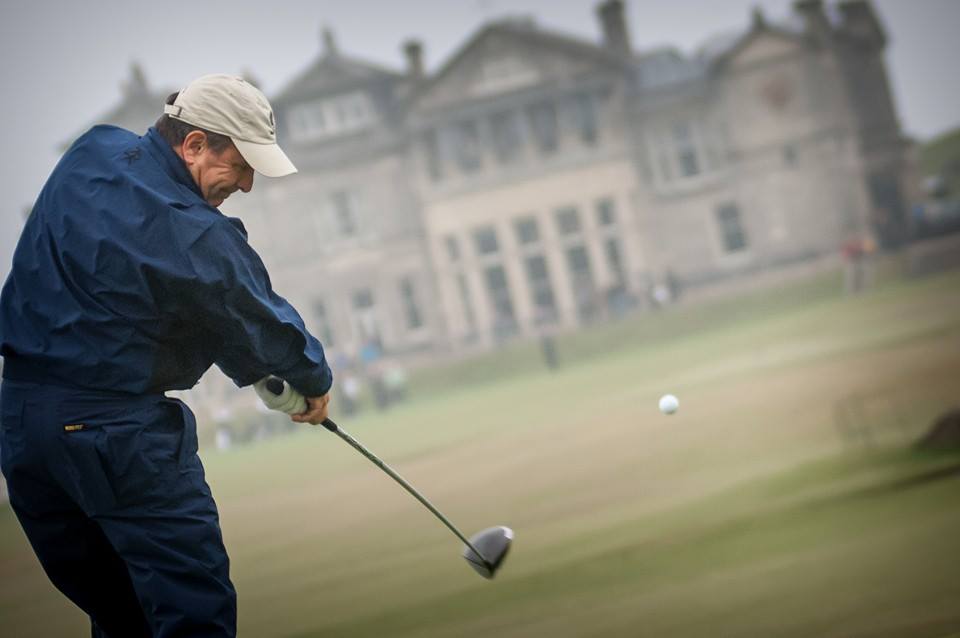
[1,0,958,282]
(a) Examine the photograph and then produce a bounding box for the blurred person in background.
[0,74,332,637]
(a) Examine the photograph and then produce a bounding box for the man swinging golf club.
[0,74,331,637]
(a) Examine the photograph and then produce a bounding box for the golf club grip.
[264,377,325,423]
[321,418,338,433]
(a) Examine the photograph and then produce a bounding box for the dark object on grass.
[915,409,960,450]
[540,334,559,370]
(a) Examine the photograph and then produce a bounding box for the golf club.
[263,377,513,579]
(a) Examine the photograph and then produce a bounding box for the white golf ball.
[659,394,679,415]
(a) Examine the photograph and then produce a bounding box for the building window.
[639,158,654,184]
[312,299,335,347]
[335,93,373,129]
[445,235,461,262]
[454,120,482,173]
[287,91,375,141]
[514,216,540,245]
[398,277,423,330]
[330,190,358,237]
[604,237,627,289]
[572,93,598,145]
[483,265,517,338]
[657,148,674,182]
[555,206,582,236]
[565,244,597,321]
[352,288,379,344]
[524,254,557,323]
[595,198,617,227]
[782,144,798,167]
[705,126,724,170]
[527,101,558,155]
[456,273,476,333]
[353,289,374,309]
[603,237,629,313]
[473,226,500,256]
[423,129,443,180]
[673,122,700,178]
[474,56,540,95]
[490,110,522,164]
[716,203,748,253]
[651,131,673,183]
[288,102,325,140]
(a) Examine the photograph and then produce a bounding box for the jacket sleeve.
[183,217,332,397]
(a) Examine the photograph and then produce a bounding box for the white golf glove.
[254,377,307,415]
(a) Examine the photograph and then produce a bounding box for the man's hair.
[155,92,233,153]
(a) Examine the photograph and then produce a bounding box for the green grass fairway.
[2,269,959,637]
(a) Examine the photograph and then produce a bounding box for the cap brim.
[232,138,297,177]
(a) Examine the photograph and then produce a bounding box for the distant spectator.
[534,305,560,371]
[339,373,361,415]
[652,283,671,308]
[384,364,408,404]
[665,268,682,302]
[360,339,382,367]
[369,370,389,410]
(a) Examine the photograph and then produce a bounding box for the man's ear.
[180,130,208,166]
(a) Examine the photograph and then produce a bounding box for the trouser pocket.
[54,398,186,515]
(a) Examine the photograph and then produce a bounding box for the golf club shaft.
[321,418,491,565]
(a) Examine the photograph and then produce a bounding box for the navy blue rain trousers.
[1,380,235,637]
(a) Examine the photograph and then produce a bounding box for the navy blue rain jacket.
[0,125,332,397]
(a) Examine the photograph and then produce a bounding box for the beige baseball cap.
[163,74,297,177]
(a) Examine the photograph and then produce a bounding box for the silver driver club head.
[462,526,514,579]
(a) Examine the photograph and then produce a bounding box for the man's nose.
[238,168,254,193]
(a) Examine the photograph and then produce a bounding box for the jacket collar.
[141,127,205,201]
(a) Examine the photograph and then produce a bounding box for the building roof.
[273,29,405,105]
[632,47,708,92]
[424,17,622,89]
[629,4,816,95]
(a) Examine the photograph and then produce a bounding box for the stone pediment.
[414,19,621,112]
[272,32,409,145]
[716,27,806,71]
[275,54,403,106]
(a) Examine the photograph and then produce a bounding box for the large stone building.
[263,0,906,356]
[70,0,907,371]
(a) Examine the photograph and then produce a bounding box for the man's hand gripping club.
[253,377,330,425]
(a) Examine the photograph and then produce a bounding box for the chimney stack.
[793,0,832,44]
[838,0,886,47]
[403,39,424,81]
[322,27,339,58]
[122,62,148,97]
[596,0,631,57]
[241,68,262,90]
